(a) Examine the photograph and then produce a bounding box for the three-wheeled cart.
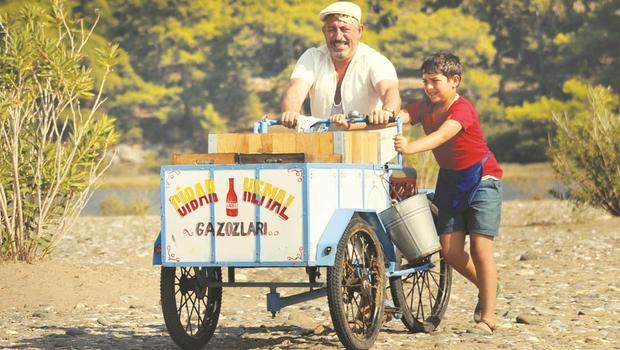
[153,118,452,349]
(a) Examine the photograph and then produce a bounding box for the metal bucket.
[379,194,441,262]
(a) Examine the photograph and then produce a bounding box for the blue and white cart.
[153,118,452,350]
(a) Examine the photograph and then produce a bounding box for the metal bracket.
[267,287,327,316]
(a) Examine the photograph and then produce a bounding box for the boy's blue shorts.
[436,179,503,237]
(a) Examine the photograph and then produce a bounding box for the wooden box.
[207,128,397,164]
[172,153,237,165]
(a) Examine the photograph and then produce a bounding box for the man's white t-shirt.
[291,43,397,118]
[291,43,399,163]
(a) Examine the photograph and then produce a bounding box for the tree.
[378,8,496,76]
[461,0,618,103]
[0,2,118,261]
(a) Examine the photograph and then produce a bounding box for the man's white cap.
[319,1,362,23]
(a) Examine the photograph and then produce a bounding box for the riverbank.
[1,199,618,349]
[84,162,563,216]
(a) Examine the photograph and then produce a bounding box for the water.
[81,180,566,216]
[82,189,161,216]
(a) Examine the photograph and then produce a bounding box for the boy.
[394,52,503,335]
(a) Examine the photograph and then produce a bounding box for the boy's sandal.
[474,283,501,322]
[466,319,496,335]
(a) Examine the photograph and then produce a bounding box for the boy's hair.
[420,52,462,78]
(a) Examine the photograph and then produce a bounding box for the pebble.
[65,328,87,336]
[96,317,110,326]
[519,251,540,261]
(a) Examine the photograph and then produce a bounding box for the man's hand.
[394,134,410,153]
[368,108,393,125]
[329,114,349,130]
[281,111,300,128]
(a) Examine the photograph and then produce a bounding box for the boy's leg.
[467,179,502,327]
[470,233,497,325]
[440,231,478,285]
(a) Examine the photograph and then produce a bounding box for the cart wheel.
[389,202,452,333]
[161,266,222,349]
[327,215,385,350]
[389,249,451,333]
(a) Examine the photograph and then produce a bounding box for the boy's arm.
[396,119,462,154]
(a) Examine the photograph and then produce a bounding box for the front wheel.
[161,266,222,349]
[327,216,385,350]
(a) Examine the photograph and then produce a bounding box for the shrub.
[549,86,620,216]
[99,194,126,216]
[99,192,151,216]
[0,2,118,261]
[127,195,151,216]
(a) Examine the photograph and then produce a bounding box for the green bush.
[549,86,620,216]
[0,2,118,261]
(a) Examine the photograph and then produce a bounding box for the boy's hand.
[394,135,410,153]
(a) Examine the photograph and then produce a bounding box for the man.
[280,1,405,134]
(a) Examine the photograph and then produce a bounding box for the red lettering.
[278,206,289,220]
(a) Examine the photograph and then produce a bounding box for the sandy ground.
[1,199,619,349]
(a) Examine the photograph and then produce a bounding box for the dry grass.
[96,174,160,189]
[501,162,557,181]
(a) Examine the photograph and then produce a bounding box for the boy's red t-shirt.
[405,97,503,178]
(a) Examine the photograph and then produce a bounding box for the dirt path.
[1,200,619,349]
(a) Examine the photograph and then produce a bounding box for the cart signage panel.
[161,163,391,266]
[162,166,303,264]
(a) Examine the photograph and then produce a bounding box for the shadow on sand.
[11,323,355,349]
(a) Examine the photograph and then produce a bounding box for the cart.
[152,116,452,349]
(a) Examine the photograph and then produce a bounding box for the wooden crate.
[237,153,305,164]
[172,153,237,165]
[207,130,390,163]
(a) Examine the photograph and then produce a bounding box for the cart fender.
[152,232,162,265]
[315,209,396,266]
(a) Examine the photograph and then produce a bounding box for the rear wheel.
[161,266,222,349]
[327,216,385,350]
[389,203,452,333]
[389,250,451,332]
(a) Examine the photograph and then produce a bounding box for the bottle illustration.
[226,177,238,217]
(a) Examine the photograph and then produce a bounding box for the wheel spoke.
[184,292,193,334]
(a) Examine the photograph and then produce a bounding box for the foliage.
[378,8,496,76]
[0,2,118,261]
[1,0,616,165]
[505,79,607,121]
[461,0,619,102]
[549,86,620,216]
[496,78,619,163]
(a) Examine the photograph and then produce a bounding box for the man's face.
[322,15,363,62]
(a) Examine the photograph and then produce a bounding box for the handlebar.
[253,112,398,132]
[252,111,404,168]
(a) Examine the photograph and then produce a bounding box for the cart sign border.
[156,162,390,267]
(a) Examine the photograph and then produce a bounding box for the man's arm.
[334,79,406,130]
[281,78,311,128]
[365,79,403,128]
[376,79,401,116]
